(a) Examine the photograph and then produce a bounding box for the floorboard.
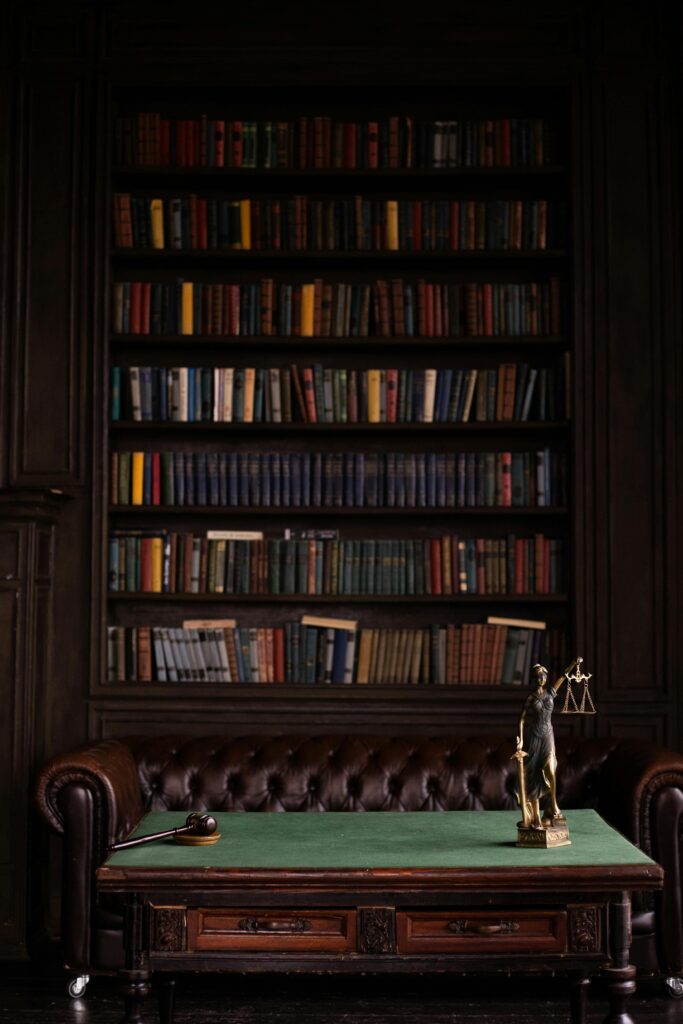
[0,968,681,1023]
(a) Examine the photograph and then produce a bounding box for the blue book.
[343,453,354,507]
[354,453,365,507]
[331,631,348,684]
[438,368,453,422]
[253,369,265,422]
[426,453,437,506]
[228,453,239,506]
[261,453,271,507]
[139,366,152,421]
[412,369,425,422]
[270,453,282,507]
[195,452,208,506]
[248,453,260,506]
[187,367,196,422]
[445,453,456,507]
[174,452,185,506]
[290,454,302,507]
[281,454,291,506]
[218,453,228,506]
[233,368,245,421]
[184,452,195,505]
[435,453,447,507]
[143,453,152,505]
[200,368,210,421]
[466,539,477,593]
[158,368,168,421]
[238,453,249,505]
[110,367,121,420]
[466,452,476,507]
[207,453,219,506]
[416,453,426,507]
[108,538,119,591]
[302,453,311,507]
[312,453,322,507]
[385,453,396,507]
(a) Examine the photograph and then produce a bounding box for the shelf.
[110,421,570,433]
[96,681,534,699]
[108,505,567,517]
[113,165,567,180]
[111,334,568,348]
[107,593,568,603]
[112,248,566,263]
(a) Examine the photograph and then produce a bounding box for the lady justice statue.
[512,657,594,848]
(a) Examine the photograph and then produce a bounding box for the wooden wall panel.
[10,76,88,486]
[0,567,23,953]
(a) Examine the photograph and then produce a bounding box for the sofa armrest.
[35,739,143,972]
[597,741,683,976]
[36,739,143,849]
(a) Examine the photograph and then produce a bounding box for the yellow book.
[151,537,163,592]
[131,451,144,505]
[385,200,399,250]
[301,284,315,337]
[150,199,164,249]
[243,367,255,422]
[181,281,193,335]
[240,199,251,250]
[367,369,381,422]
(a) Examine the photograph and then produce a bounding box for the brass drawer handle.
[238,916,311,934]
[447,919,520,936]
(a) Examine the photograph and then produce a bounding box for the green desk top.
[105,810,654,871]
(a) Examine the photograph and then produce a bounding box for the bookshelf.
[103,89,572,700]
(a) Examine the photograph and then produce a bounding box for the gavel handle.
[109,824,190,851]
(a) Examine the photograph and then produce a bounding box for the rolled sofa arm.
[35,739,143,972]
[597,740,683,975]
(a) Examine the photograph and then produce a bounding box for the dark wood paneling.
[10,75,88,486]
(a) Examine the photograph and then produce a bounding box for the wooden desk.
[97,810,662,1024]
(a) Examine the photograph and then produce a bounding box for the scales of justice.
[512,657,596,848]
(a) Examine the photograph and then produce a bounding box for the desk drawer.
[396,910,567,954]
[187,909,356,953]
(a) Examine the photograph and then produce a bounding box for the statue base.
[516,819,571,848]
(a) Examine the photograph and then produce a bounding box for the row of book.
[112,194,561,252]
[112,278,561,339]
[115,114,556,170]
[110,449,566,510]
[111,364,567,426]
[108,530,564,596]
[106,614,566,686]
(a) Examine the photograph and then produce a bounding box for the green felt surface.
[106,810,653,870]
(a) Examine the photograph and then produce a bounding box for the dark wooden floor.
[0,968,682,1024]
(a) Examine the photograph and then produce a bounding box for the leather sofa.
[36,733,683,991]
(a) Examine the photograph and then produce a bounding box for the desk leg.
[120,895,150,1024]
[571,976,590,1024]
[158,977,176,1024]
[601,891,637,1024]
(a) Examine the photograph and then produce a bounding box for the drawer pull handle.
[238,917,311,934]
[447,920,520,936]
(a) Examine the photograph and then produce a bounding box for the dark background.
[0,0,680,957]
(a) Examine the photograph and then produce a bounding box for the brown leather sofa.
[36,733,683,996]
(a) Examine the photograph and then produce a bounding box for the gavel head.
[185,812,217,836]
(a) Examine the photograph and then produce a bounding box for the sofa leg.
[67,974,89,999]
[665,976,683,999]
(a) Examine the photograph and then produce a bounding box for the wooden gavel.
[108,812,217,851]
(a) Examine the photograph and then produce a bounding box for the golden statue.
[512,657,594,848]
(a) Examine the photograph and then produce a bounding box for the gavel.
[108,812,217,851]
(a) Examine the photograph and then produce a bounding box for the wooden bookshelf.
[105,93,572,694]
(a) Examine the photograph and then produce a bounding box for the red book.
[302,368,317,423]
[298,116,308,169]
[388,116,399,169]
[160,119,171,165]
[424,283,434,337]
[151,452,161,505]
[433,284,443,337]
[535,533,545,594]
[186,120,196,167]
[367,121,379,169]
[385,368,398,422]
[141,282,151,334]
[501,118,511,166]
[430,538,442,595]
[140,538,153,592]
[231,121,243,168]
[501,452,512,506]
[230,284,240,336]
[342,122,356,168]
[213,120,225,167]
[450,201,459,250]
[290,363,308,422]
[274,628,285,683]
[199,114,208,167]
[130,282,142,335]
[483,283,494,336]
[544,538,551,593]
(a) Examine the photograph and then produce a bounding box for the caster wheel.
[665,976,683,999]
[67,974,90,999]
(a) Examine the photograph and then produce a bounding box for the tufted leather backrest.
[127,735,621,816]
